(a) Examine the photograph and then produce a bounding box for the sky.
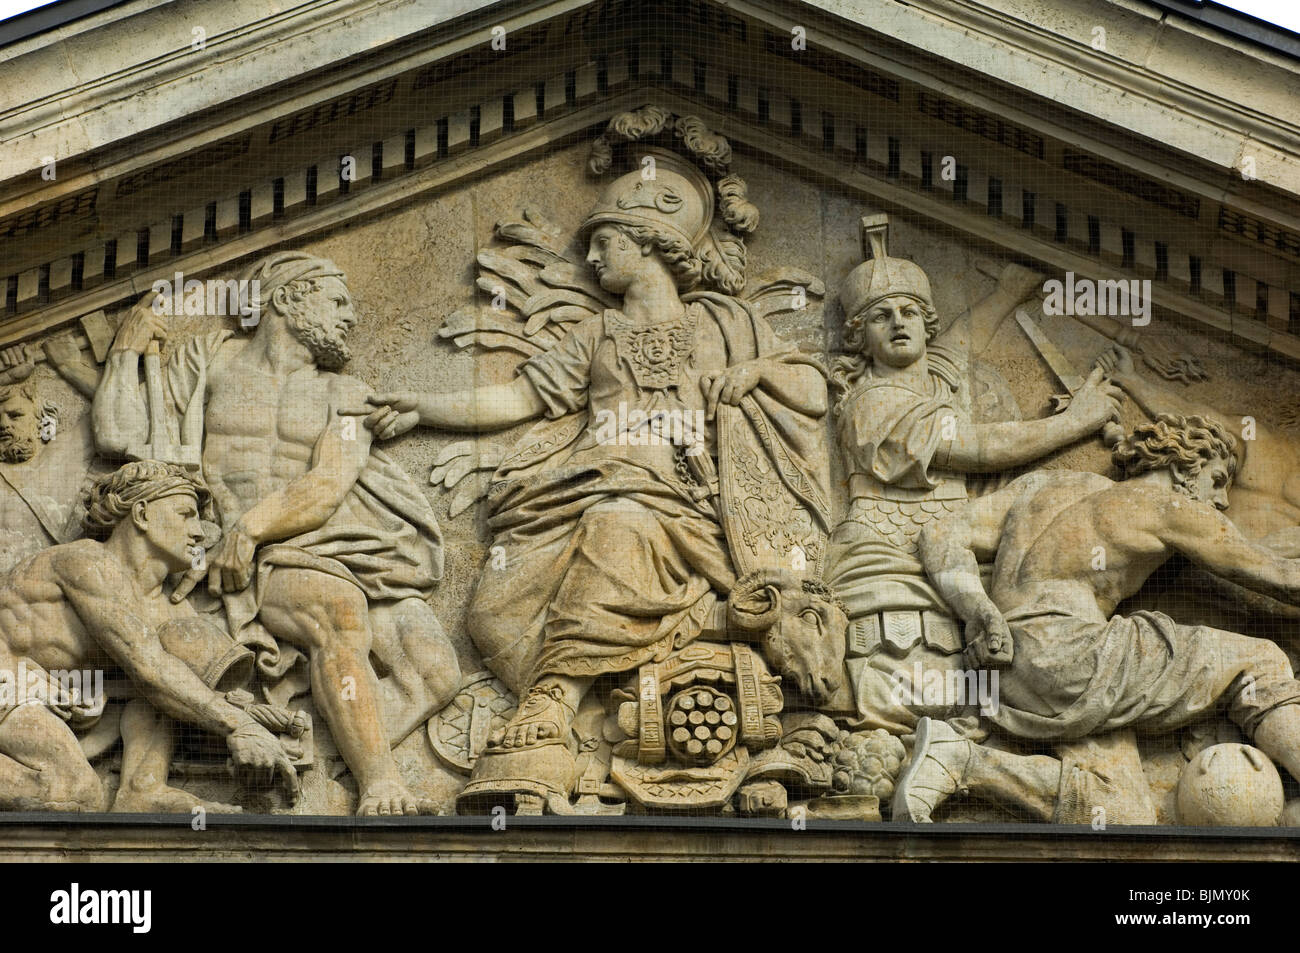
[0,0,1298,37]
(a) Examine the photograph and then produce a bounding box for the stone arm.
[754,359,827,417]
[965,263,1044,356]
[178,394,378,601]
[237,410,373,546]
[946,413,1092,472]
[42,336,100,400]
[943,366,1123,472]
[918,473,1047,666]
[91,294,170,455]
[352,376,548,440]
[50,547,257,737]
[1157,496,1300,606]
[91,350,149,455]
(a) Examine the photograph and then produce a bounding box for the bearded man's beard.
[0,432,36,463]
[288,311,352,371]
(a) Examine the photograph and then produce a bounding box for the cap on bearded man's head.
[238,252,346,328]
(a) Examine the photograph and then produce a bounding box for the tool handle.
[142,340,168,444]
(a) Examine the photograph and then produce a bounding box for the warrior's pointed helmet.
[581,148,715,252]
[839,214,934,321]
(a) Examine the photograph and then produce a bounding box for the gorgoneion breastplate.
[605,307,697,393]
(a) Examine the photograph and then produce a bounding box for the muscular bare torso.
[989,473,1182,623]
[198,339,368,527]
[0,540,189,676]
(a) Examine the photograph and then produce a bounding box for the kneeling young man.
[900,414,1300,823]
[0,461,295,812]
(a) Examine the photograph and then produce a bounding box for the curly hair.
[82,461,212,538]
[829,299,941,411]
[588,106,757,295]
[841,298,941,355]
[1112,413,1238,487]
[0,381,58,425]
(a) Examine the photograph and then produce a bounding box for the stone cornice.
[763,0,1300,202]
[3,0,1298,361]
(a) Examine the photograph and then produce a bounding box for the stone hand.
[227,719,300,804]
[1063,365,1123,433]
[203,525,257,596]
[964,601,1013,669]
[41,334,82,371]
[111,292,169,355]
[701,360,765,420]
[337,393,422,440]
[1095,344,1136,386]
[0,344,34,384]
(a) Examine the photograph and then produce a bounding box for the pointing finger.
[171,567,202,603]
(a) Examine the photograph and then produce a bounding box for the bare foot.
[111,783,242,814]
[489,684,573,751]
[356,778,435,816]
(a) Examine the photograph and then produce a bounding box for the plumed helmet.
[581,149,714,251]
[840,214,934,320]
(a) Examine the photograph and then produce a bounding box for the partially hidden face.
[0,393,40,463]
[1183,455,1233,512]
[138,491,206,573]
[860,294,929,369]
[287,275,356,371]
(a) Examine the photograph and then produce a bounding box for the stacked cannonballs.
[667,687,740,764]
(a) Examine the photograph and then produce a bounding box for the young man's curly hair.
[82,460,213,538]
[1112,413,1238,487]
[841,298,941,357]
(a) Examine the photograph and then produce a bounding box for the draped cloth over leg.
[469,469,733,690]
[994,608,1300,741]
[466,293,830,694]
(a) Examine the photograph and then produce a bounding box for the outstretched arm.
[54,545,299,797]
[344,376,547,441]
[944,368,1122,471]
[53,548,252,735]
[1159,497,1300,605]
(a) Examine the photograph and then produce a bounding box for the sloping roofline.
[4,0,1300,55]
[0,0,129,47]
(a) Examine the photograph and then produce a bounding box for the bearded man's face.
[0,395,40,463]
[286,276,356,371]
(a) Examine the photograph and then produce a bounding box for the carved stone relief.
[3,104,1300,829]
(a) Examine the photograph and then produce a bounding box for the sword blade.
[1014,309,1085,394]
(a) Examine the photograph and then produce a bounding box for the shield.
[716,396,829,578]
[427,671,517,774]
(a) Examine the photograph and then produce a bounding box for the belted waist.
[846,609,964,658]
